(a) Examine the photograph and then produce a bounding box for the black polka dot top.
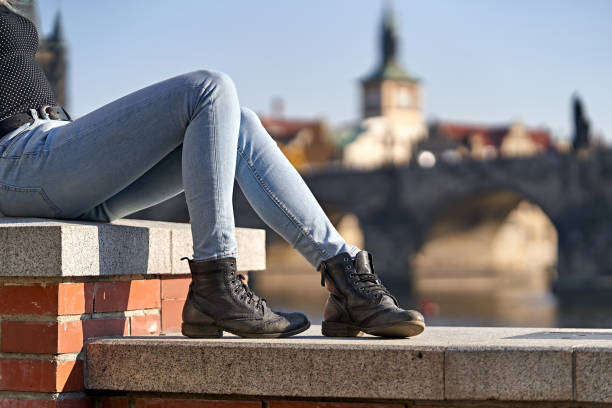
[0,4,56,121]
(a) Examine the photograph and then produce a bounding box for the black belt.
[0,106,72,137]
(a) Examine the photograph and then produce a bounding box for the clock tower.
[343,1,426,168]
[361,1,423,132]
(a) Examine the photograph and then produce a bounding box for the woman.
[0,0,425,338]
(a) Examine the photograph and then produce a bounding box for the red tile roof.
[436,121,552,149]
[260,117,323,142]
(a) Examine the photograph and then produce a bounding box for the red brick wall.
[0,275,192,406]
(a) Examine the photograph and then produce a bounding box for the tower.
[13,0,69,108]
[37,11,68,107]
[343,1,426,168]
[361,1,423,131]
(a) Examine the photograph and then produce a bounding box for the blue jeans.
[0,70,359,266]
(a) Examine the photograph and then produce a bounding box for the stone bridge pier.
[357,204,424,306]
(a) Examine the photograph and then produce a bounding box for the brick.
[161,298,184,333]
[94,280,160,313]
[99,397,129,408]
[56,359,85,392]
[56,399,95,408]
[0,358,81,392]
[57,320,88,353]
[0,283,93,316]
[83,318,129,340]
[130,313,161,335]
[6,320,85,354]
[0,359,55,391]
[58,282,94,315]
[0,400,55,408]
[0,283,58,315]
[1,318,129,354]
[161,275,190,299]
[134,399,260,408]
[1,321,59,354]
[268,403,403,408]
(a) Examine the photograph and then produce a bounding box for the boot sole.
[322,320,425,338]
[181,323,223,338]
[182,321,311,339]
[230,321,311,338]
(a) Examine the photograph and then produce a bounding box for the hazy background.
[38,0,611,140]
[28,0,612,327]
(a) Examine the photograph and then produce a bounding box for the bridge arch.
[412,189,558,326]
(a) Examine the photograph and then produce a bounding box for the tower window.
[366,90,381,109]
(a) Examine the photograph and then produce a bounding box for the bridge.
[132,150,612,306]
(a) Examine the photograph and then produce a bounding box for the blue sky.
[37,0,612,141]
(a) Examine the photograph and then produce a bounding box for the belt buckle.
[61,106,72,121]
[38,105,51,120]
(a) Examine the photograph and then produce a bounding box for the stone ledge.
[0,218,265,276]
[85,326,612,403]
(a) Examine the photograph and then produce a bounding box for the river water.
[252,242,612,328]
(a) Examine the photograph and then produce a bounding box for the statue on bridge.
[572,94,591,151]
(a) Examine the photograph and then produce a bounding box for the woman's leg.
[0,69,240,261]
[74,145,184,222]
[232,108,423,338]
[235,107,359,267]
[55,87,417,338]
[74,105,359,268]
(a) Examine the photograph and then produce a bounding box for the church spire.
[50,11,66,45]
[363,0,417,83]
[381,0,399,68]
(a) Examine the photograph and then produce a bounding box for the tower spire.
[381,0,399,67]
[50,11,66,45]
[362,0,416,83]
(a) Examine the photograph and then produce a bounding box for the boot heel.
[181,323,223,338]
[321,321,362,337]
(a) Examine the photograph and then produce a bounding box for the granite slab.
[85,326,612,402]
[0,217,265,276]
[574,346,612,403]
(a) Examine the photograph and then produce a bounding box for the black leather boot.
[318,250,425,338]
[181,256,310,338]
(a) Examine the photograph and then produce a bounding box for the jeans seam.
[210,100,225,252]
[236,144,329,261]
[0,134,24,158]
[198,79,235,256]
[194,250,238,262]
[0,182,61,218]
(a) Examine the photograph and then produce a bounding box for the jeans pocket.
[0,120,37,156]
[0,182,60,218]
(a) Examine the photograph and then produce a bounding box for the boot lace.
[180,257,267,312]
[351,268,393,301]
[320,254,397,303]
[229,269,266,312]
